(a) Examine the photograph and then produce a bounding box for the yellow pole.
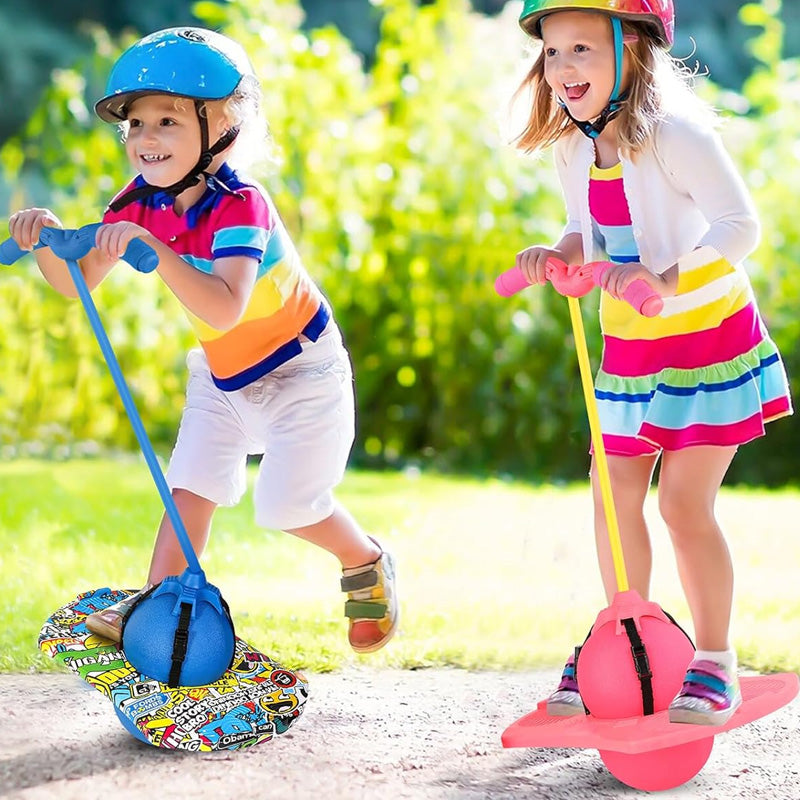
[567,295,629,592]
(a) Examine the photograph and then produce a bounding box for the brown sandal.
[84,584,153,643]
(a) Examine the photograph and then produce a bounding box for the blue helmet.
[95,27,254,122]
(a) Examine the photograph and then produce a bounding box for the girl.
[9,27,398,655]
[512,1,792,725]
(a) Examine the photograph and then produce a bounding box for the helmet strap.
[109,99,240,212]
[560,16,627,140]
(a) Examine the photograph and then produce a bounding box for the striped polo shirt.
[104,163,329,391]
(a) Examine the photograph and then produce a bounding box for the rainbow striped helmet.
[519,0,675,47]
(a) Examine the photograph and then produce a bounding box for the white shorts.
[165,324,356,530]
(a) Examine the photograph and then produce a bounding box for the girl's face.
[541,11,627,122]
[124,95,206,187]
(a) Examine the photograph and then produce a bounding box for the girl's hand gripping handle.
[494,258,663,317]
[494,260,594,299]
[587,261,663,317]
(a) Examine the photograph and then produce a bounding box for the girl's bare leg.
[658,446,737,651]
[590,453,659,602]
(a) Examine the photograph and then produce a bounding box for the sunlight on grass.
[1,460,798,674]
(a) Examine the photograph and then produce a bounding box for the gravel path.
[2,668,799,799]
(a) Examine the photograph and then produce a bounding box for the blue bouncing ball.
[123,577,235,686]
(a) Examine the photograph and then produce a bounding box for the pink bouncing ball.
[577,590,693,719]
[578,589,713,791]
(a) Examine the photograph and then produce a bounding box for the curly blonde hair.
[513,18,715,159]
[216,74,271,169]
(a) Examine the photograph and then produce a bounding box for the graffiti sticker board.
[39,588,308,751]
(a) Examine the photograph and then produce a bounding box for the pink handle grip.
[494,262,593,298]
[494,268,531,297]
[495,261,663,317]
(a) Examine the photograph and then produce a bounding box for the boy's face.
[541,10,628,122]
[124,95,203,187]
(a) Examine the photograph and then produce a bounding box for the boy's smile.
[124,95,202,189]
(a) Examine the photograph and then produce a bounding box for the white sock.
[694,648,737,674]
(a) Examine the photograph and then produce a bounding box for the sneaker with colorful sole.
[668,658,743,725]
[546,651,585,716]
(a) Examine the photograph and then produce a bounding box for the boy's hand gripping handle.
[0,222,158,273]
[495,258,663,317]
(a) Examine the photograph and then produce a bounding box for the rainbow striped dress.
[588,161,792,456]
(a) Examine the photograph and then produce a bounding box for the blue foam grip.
[0,237,28,266]
[122,237,158,273]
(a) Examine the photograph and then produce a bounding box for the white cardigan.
[553,113,760,275]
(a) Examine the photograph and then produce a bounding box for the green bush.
[0,0,797,484]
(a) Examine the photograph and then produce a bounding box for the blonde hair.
[215,74,271,170]
[513,18,715,159]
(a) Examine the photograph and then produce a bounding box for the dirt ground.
[2,668,799,800]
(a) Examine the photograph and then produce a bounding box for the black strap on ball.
[572,643,590,716]
[576,611,694,717]
[663,608,695,647]
[621,617,654,716]
[168,602,193,688]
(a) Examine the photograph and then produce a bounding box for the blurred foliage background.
[0,0,797,486]
[2,0,800,148]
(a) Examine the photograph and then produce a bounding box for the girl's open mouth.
[564,82,590,100]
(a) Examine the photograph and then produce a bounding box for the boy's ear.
[213,116,230,138]
[219,117,235,138]
[208,104,233,138]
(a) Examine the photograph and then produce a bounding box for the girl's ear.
[623,34,639,45]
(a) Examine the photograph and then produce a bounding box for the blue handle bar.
[0,222,158,272]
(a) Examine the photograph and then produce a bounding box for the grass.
[1,459,798,675]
